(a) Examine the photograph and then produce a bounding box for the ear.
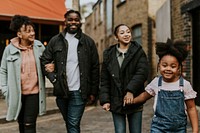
[114,36,118,41]
[17,32,22,38]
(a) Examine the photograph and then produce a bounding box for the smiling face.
[65,12,81,34]
[158,55,180,82]
[115,25,132,46]
[17,24,35,44]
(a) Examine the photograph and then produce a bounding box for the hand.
[87,95,96,105]
[102,103,110,111]
[45,62,54,72]
[123,92,134,106]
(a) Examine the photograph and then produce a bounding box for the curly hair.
[9,15,34,32]
[156,38,189,64]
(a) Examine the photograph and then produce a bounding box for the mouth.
[123,38,131,42]
[163,72,173,77]
[70,24,78,29]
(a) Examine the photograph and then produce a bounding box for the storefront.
[0,0,66,61]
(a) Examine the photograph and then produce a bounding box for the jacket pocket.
[6,55,19,62]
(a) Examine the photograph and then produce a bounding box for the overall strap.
[179,76,184,87]
[158,76,162,87]
[158,76,184,87]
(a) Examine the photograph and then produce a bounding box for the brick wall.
[84,0,166,79]
[171,0,192,81]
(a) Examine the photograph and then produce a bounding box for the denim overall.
[151,76,187,133]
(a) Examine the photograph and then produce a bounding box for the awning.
[0,0,67,24]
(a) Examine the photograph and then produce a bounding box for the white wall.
[156,0,171,42]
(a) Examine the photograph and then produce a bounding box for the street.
[0,98,196,133]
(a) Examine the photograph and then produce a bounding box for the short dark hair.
[9,15,34,32]
[64,10,81,19]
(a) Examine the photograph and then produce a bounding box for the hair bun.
[156,38,189,62]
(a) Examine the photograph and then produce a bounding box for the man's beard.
[66,24,81,34]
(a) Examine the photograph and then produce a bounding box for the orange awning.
[0,0,67,24]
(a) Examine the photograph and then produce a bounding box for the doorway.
[192,9,200,106]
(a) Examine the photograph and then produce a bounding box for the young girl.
[99,24,149,133]
[134,38,199,133]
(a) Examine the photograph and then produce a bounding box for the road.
[0,98,196,133]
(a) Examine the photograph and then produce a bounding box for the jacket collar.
[107,41,141,70]
[61,28,82,40]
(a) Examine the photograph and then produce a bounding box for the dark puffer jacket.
[99,41,149,114]
[40,29,99,100]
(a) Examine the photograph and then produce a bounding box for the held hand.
[45,62,54,72]
[102,103,110,111]
[123,92,134,106]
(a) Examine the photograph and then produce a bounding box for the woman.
[99,24,149,133]
[0,15,46,133]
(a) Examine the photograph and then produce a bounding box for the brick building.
[84,0,166,81]
[172,0,200,105]
[153,0,200,105]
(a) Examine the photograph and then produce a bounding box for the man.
[40,10,99,133]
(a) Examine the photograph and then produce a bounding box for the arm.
[40,38,57,84]
[99,51,111,106]
[185,99,199,133]
[126,48,149,95]
[0,47,8,96]
[90,40,100,98]
[133,91,152,104]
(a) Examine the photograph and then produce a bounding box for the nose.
[30,30,35,35]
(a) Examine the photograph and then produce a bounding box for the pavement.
[0,96,59,123]
[0,96,199,132]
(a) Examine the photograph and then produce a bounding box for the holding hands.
[103,92,136,111]
[123,92,134,106]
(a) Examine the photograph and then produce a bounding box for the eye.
[119,31,125,34]
[67,18,73,21]
[161,64,167,67]
[171,65,177,68]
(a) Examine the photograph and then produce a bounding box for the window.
[93,8,97,28]
[132,25,142,45]
[100,1,104,22]
[119,0,126,2]
[106,0,113,36]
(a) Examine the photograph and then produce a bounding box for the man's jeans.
[56,90,86,133]
[112,111,142,133]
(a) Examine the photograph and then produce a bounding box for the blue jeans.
[56,90,86,133]
[112,111,142,133]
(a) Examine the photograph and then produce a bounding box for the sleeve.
[90,39,100,97]
[126,48,149,95]
[145,77,158,97]
[0,46,8,96]
[184,80,197,100]
[40,38,57,84]
[99,50,111,105]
